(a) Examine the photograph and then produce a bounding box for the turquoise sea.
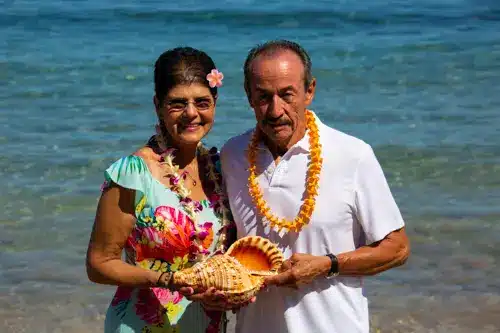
[1,1,499,332]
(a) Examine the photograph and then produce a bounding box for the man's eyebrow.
[255,86,296,93]
[255,86,270,93]
[278,86,296,93]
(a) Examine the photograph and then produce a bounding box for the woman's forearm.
[87,185,162,288]
[86,257,161,288]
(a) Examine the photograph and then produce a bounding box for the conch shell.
[172,236,284,307]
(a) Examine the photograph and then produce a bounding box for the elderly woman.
[86,47,236,333]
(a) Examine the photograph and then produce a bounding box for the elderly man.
[136,40,410,333]
[219,40,409,333]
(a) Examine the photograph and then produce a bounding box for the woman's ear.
[153,95,160,111]
[153,95,163,120]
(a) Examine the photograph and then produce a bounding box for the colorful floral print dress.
[102,153,230,333]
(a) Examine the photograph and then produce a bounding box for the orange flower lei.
[247,110,322,233]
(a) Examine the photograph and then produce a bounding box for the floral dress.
[101,152,231,333]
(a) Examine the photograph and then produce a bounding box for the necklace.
[187,176,197,187]
[246,110,323,233]
[183,163,199,187]
[154,125,234,259]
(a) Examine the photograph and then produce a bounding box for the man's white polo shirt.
[220,111,405,333]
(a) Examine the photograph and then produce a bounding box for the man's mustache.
[261,119,291,126]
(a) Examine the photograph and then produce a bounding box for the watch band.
[157,271,174,288]
[325,253,339,278]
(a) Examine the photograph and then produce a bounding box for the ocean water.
[1,0,499,332]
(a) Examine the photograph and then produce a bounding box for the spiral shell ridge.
[171,236,283,307]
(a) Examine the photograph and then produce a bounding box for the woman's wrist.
[156,271,174,289]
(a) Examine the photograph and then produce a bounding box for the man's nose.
[267,95,284,118]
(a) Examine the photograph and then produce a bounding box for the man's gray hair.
[243,40,313,94]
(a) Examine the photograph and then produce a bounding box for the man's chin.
[262,131,292,148]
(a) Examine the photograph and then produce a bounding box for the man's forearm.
[337,229,410,276]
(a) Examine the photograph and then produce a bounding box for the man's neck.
[263,124,307,163]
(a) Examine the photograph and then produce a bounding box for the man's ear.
[305,78,316,106]
[245,85,254,109]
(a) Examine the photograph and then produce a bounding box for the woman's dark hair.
[154,47,218,105]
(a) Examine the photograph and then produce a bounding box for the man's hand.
[264,253,331,289]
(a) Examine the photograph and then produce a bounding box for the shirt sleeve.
[353,145,405,244]
[219,142,232,182]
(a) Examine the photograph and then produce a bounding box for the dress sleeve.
[353,145,405,244]
[104,155,152,212]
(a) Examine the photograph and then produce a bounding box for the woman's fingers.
[177,287,194,296]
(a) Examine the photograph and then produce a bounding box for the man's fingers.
[279,260,293,273]
[283,283,299,290]
[263,275,279,286]
[264,271,293,286]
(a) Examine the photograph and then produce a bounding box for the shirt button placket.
[273,161,288,187]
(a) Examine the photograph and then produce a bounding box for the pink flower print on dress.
[151,287,182,304]
[135,288,183,325]
[154,206,191,232]
[206,69,224,88]
[195,222,213,241]
[153,206,195,258]
[142,227,163,248]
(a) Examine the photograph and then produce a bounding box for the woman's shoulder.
[103,155,152,193]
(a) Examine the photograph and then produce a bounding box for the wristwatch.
[325,253,339,278]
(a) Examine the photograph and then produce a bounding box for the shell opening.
[226,236,284,275]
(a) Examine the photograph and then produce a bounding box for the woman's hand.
[176,286,256,311]
[178,286,228,311]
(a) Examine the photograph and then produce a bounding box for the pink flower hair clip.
[206,69,224,88]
